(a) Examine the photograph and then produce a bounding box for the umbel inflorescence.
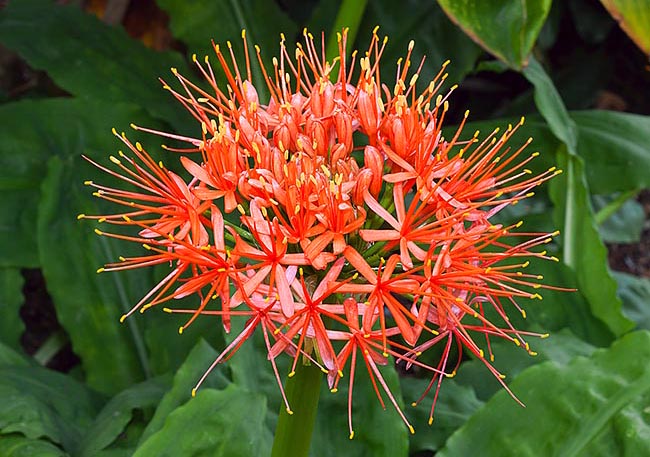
[81,28,562,437]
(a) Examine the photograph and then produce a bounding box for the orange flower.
[84,27,567,435]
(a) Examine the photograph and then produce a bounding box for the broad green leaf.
[522,59,578,151]
[523,58,633,337]
[355,0,483,87]
[139,339,230,444]
[0,95,162,265]
[0,0,192,130]
[38,156,149,393]
[0,365,103,453]
[600,0,650,56]
[572,110,650,194]
[612,271,650,330]
[463,109,650,195]
[0,343,30,368]
[502,257,615,347]
[454,329,597,402]
[156,0,297,101]
[0,268,24,350]
[0,97,179,393]
[595,194,644,243]
[549,150,634,336]
[133,385,271,457]
[436,0,552,69]
[142,291,225,377]
[0,434,68,457]
[439,331,650,456]
[401,378,483,453]
[77,375,171,457]
[311,361,409,457]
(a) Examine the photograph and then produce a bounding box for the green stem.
[271,361,323,457]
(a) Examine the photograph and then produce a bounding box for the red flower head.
[83,27,566,434]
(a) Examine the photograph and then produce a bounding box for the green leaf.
[38,156,149,393]
[401,378,483,453]
[0,268,25,350]
[0,342,31,368]
[142,291,225,377]
[439,331,650,456]
[522,59,578,151]
[311,362,409,457]
[512,258,615,347]
[156,0,297,101]
[0,99,51,267]
[0,365,103,453]
[600,0,650,56]
[572,110,650,194]
[523,58,633,337]
[436,0,552,69]
[133,385,271,457]
[595,194,645,243]
[0,0,192,130]
[454,328,597,402]
[0,97,178,393]
[77,375,171,457]
[356,0,483,87]
[0,434,68,457]
[549,150,634,336]
[139,339,229,444]
[612,271,650,331]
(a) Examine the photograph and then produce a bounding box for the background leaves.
[439,331,650,456]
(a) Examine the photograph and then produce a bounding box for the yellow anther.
[109,156,121,165]
[178,327,184,334]
[288,371,295,378]
[349,431,355,440]
[96,267,105,273]
[94,228,103,236]
[408,425,415,435]
[286,408,294,415]
[77,214,85,220]
[163,308,172,313]
[428,417,434,426]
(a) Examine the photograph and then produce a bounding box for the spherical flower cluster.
[82,28,562,437]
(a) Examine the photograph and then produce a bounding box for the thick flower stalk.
[82,28,563,438]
